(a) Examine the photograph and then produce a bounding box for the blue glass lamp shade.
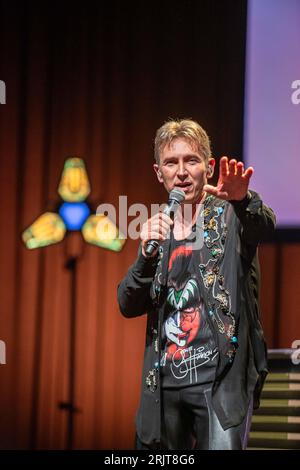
[58,202,90,231]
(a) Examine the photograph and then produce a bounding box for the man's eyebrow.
[162,156,177,162]
[182,154,203,161]
[163,154,202,161]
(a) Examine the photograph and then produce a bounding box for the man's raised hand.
[203,156,253,201]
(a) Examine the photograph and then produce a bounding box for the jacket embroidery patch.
[145,368,158,392]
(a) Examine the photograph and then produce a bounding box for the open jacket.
[117,190,276,446]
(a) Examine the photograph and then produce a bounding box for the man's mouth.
[175,182,192,192]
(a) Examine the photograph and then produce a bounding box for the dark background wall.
[0,0,299,450]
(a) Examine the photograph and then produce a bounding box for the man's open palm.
[204,156,253,201]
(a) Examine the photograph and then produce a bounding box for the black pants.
[136,384,253,450]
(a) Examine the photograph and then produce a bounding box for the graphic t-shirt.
[160,231,219,388]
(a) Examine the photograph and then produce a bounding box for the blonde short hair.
[154,119,211,165]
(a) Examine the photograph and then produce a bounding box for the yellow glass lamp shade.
[58,158,91,202]
[82,214,126,252]
[22,212,66,249]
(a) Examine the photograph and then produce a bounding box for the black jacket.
[117,191,276,446]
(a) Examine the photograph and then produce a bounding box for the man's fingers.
[150,213,173,226]
[141,230,167,241]
[159,213,174,226]
[243,166,254,180]
[203,184,218,196]
[145,232,166,241]
[236,162,244,177]
[220,156,229,177]
[204,184,229,199]
[147,218,172,233]
[146,226,170,240]
[229,159,237,176]
[141,212,174,245]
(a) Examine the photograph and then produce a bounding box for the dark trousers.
[136,384,253,450]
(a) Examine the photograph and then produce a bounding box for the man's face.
[154,137,215,204]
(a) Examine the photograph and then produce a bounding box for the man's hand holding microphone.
[140,188,185,258]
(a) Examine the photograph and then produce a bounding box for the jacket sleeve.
[230,190,276,246]
[117,245,158,318]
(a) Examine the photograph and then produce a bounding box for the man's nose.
[177,162,188,178]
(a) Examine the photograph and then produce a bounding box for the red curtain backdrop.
[0,1,299,450]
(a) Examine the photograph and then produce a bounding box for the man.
[117,119,276,450]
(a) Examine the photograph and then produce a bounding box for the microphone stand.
[58,232,83,449]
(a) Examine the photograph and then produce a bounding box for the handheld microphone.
[145,187,185,257]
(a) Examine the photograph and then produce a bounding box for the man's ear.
[207,158,215,179]
[153,164,164,183]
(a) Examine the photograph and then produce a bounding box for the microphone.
[145,187,185,257]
